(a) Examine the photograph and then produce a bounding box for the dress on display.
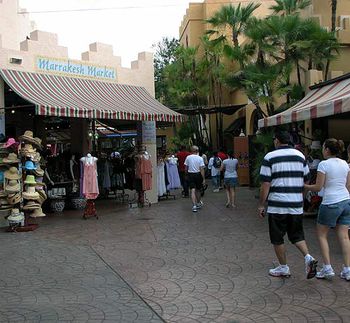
[157,161,167,196]
[81,156,99,200]
[166,162,181,190]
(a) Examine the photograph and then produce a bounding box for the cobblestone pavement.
[1,187,350,322]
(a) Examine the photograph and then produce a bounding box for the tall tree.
[325,0,338,80]
[153,37,179,106]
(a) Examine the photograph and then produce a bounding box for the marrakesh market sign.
[36,56,117,80]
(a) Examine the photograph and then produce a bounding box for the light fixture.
[9,57,22,65]
[11,109,15,114]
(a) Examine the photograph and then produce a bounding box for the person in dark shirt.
[176,145,190,197]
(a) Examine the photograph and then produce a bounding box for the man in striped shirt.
[259,130,317,279]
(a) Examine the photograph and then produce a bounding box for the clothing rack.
[158,191,176,201]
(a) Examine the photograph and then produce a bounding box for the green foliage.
[270,0,312,15]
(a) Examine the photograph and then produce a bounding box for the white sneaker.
[305,257,318,279]
[316,266,335,279]
[340,269,350,281]
[192,205,198,212]
[213,189,219,193]
[196,201,204,209]
[269,265,291,277]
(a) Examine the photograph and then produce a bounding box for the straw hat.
[22,186,39,200]
[0,190,7,198]
[19,130,37,145]
[5,179,20,193]
[3,153,20,164]
[33,137,43,150]
[4,167,20,180]
[24,175,37,185]
[32,152,41,163]
[33,166,44,177]
[0,198,12,210]
[37,190,47,205]
[29,207,46,218]
[23,200,40,210]
[7,192,21,205]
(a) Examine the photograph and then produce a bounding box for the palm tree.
[325,0,338,79]
[206,2,260,60]
[270,0,311,16]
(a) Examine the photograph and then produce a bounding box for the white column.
[0,77,5,137]
[138,121,158,204]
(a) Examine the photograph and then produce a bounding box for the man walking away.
[177,145,190,197]
[184,146,206,212]
[258,130,318,279]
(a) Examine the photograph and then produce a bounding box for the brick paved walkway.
[1,187,350,322]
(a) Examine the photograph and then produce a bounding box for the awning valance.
[258,76,350,128]
[1,69,184,122]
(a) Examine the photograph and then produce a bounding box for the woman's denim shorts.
[318,199,350,227]
[224,177,238,188]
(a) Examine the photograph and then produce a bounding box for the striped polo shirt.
[260,146,310,215]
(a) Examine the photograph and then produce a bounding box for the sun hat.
[5,179,20,193]
[33,137,43,150]
[4,167,20,180]
[24,175,37,185]
[23,200,40,210]
[19,130,37,145]
[24,160,37,171]
[0,190,7,198]
[0,171,4,183]
[3,153,20,164]
[29,207,46,218]
[7,192,21,205]
[37,190,47,205]
[33,166,44,177]
[22,186,39,200]
[4,138,19,149]
[0,198,12,210]
[32,152,41,163]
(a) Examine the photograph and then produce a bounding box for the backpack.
[213,156,222,168]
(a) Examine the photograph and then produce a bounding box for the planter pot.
[69,197,86,210]
[50,199,65,213]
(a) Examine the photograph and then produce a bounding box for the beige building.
[0,0,182,204]
[179,0,350,147]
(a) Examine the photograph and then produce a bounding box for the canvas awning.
[1,69,184,122]
[258,74,350,128]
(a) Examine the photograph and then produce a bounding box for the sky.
[19,0,203,67]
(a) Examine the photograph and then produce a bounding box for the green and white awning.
[1,69,184,122]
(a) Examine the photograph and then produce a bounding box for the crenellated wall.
[0,0,155,95]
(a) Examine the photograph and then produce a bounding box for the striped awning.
[258,75,350,128]
[1,69,184,122]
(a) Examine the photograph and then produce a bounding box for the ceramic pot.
[70,197,86,210]
[50,199,65,213]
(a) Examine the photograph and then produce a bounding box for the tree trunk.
[297,62,302,86]
[325,0,337,81]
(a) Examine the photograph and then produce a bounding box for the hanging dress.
[157,161,167,196]
[166,162,181,190]
[82,160,99,200]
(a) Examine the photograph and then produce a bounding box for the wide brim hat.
[24,160,37,171]
[0,190,7,198]
[0,198,12,210]
[3,153,20,164]
[32,137,43,150]
[24,175,37,185]
[33,167,44,177]
[4,138,19,149]
[22,186,39,200]
[4,167,20,180]
[30,207,46,218]
[7,209,24,222]
[7,192,21,205]
[5,180,20,193]
[23,200,40,210]
[19,130,37,145]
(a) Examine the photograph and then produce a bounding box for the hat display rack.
[3,131,47,232]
